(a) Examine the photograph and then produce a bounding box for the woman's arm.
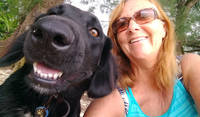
[181,53,200,114]
[84,89,125,117]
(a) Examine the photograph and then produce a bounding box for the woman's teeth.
[129,37,147,44]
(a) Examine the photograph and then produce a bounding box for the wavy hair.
[107,0,177,92]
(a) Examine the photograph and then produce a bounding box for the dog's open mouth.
[28,62,68,94]
[29,62,89,94]
[33,62,63,81]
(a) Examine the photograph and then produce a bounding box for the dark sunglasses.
[112,8,158,34]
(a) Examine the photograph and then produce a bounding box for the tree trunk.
[175,0,199,54]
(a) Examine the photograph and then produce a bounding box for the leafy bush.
[0,0,42,40]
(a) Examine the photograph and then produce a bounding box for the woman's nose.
[127,19,141,33]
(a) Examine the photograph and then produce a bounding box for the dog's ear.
[0,32,27,67]
[87,38,118,98]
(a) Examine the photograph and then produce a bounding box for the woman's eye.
[119,21,128,28]
[89,28,99,37]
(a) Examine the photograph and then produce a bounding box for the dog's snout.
[51,34,74,50]
[53,34,70,47]
[32,27,43,39]
[32,18,75,50]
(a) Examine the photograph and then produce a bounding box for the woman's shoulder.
[181,53,200,73]
[180,53,200,87]
[180,53,200,113]
[84,89,125,117]
[182,53,200,61]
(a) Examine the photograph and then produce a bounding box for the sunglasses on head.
[112,8,158,34]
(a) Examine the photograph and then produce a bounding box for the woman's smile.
[129,36,148,44]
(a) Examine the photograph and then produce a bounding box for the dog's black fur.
[0,4,118,117]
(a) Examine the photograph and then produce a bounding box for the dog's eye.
[89,28,99,37]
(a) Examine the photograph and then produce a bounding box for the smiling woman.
[84,0,200,117]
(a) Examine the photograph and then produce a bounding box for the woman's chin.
[129,49,156,61]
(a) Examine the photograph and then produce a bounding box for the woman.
[84,0,200,116]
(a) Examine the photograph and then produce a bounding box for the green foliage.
[159,0,200,53]
[0,12,19,40]
[0,0,42,40]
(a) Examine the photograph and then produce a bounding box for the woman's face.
[116,0,166,62]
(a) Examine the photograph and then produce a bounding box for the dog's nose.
[32,20,75,50]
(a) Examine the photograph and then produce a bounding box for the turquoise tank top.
[125,80,199,117]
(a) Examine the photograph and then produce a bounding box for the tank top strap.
[117,87,129,115]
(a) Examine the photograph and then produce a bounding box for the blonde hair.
[107,0,177,92]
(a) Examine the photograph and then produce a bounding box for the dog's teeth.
[48,73,53,78]
[33,62,63,80]
[43,74,48,79]
[53,74,59,80]
[40,73,45,78]
[58,72,63,77]
[37,70,42,74]
[33,63,37,72]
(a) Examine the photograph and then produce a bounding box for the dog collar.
[35,95,54,117]
[35,95,70,117]
[35,106,49,117]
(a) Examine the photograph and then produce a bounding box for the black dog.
[0,4,117,117]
